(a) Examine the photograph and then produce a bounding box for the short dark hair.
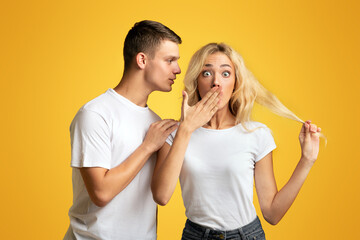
[123,20,182,70]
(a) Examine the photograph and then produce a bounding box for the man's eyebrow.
[166,55,180,59]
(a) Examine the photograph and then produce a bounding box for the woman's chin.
[215,103,230,112]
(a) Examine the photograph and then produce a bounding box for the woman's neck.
[204,107,236,130]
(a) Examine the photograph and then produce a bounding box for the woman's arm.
[151,87,221,205]
[255,120,321,225]
[151,125,192,205]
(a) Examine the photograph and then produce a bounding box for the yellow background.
[1,0,359,239]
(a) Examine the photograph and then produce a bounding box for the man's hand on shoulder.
[142,119,179,153]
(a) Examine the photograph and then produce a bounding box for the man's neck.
[113,72,151,107]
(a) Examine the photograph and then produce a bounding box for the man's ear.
[136,52,147,70]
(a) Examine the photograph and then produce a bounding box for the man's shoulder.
[81,89,114,114]
[70,90,115,130]
[74,89,162,125]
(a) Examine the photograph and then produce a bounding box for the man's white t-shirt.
[166,122,276,230]
[64,89,159,240]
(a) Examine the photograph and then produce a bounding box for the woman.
[151,43,322,240]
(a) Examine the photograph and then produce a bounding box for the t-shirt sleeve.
[255,126,277,162]
[165,128,178,146]
[70,109,111,169]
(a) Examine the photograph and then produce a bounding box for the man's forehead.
[155,40,180,56]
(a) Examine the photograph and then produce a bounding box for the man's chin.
[154,88,171,93]
[160,85,172,92]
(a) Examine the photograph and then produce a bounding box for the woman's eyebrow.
[204,63,232,68]
[220,64,232,68]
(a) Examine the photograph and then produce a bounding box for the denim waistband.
[185,216,263,239]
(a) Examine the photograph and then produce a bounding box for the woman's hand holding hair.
[180,86,221,133]
[299,120,321,164]
[255,120,322,225]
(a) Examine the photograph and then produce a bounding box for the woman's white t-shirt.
[166,121,276,230]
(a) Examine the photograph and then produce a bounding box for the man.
[64,20,181,240]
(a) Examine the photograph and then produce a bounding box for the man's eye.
[202,71,211,77]
[222,71,230,77]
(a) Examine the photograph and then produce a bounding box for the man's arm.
[80,119,178,207]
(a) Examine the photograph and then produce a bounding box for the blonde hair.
[184,43,325,141]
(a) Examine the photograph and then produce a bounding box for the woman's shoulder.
[240,121,273,139]
[243,121,270,130]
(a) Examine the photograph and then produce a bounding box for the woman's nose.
[212,75,220,87]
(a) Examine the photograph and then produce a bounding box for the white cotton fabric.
[166,122,276,230]
[64,89,160,240]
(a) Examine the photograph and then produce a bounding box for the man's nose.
[174,64,181,74]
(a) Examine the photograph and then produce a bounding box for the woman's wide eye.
[202,71,211,77]
[222,71,230,77]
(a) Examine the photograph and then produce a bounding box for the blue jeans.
[181,216,266,240]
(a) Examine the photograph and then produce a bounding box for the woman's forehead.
[203,52,233,67]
